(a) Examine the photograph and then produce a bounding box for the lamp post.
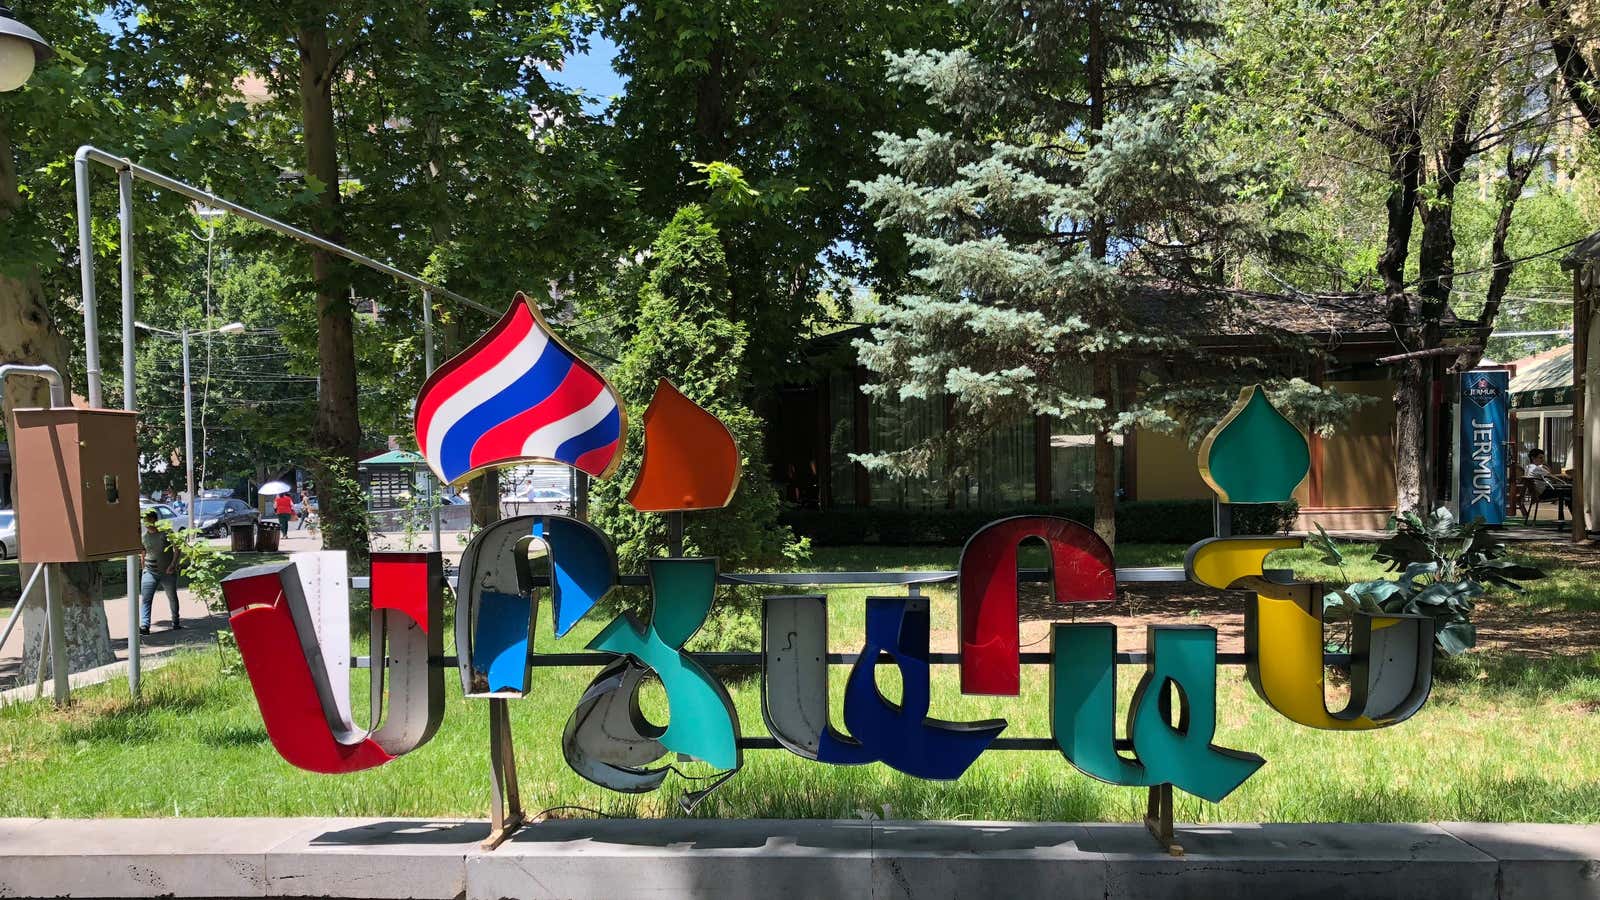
[135,320,246,529]
[0,5,51,92]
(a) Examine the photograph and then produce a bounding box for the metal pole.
[119,166,140,700]
[182,327,196,531]
[668,511,685,557]
[44,565,67,706]
[74,150,102,407]
[75,147,492,316]
[423,289,440,553]
[0,564,45,652]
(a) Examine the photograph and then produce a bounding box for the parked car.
[0,509,17,560]
[193,498,259,538]
[140,502,184,529]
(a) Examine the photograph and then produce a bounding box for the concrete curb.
[0,818,1595,899]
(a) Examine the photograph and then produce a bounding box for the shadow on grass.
[1436,652,1600,701]
[199,723,270,747]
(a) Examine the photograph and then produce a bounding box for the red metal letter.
[957,516,1115,695]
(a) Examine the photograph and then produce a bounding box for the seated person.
[1524,448,1572,516]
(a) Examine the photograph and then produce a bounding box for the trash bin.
[255,521,281,552]
[230,522,257,552]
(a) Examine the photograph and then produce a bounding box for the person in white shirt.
[1524,448,1572,519]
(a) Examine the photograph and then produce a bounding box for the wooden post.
[1034,413,1051,504]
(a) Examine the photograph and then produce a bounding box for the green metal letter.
[588,557,741,771]
[1051,623,1264,803]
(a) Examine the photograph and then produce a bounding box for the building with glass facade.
[767,291,1428,532]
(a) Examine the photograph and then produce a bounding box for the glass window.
[828,372,857,507]
[867,393,947,509]
[1546,414,1573,470]
[1517,415,1540,464]
[954,417,1036,509]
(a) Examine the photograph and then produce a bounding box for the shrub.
[1232,500,1300,535]
[589,205,806,574]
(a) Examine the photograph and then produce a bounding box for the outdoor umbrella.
[258,480,293,496]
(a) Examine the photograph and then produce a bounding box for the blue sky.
[553,34,626,108]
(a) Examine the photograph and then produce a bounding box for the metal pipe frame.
[346,561,1352,755]
[75,147,494,316]
[0,366,69,704]
[119,167,140,699]
[74,145,484,697]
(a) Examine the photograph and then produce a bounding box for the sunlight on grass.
[0,542,1595,823]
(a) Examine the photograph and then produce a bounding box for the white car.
[0,509,16,559]
[141,502,184,528]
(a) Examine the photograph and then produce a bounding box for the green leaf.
[1436,621,1477,657]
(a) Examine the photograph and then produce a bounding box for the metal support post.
[1144,784,1181,856]
[75,151,101,407]
[182,327,196,530]
[483,697,524,849]
[668,511,685,557]
[43,564,68,706]
[120,166,140,700]
[423,289,441,553]
[1213,499,1232,539]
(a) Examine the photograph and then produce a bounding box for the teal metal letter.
[587,557,741,771]
[1051,623,1263,803]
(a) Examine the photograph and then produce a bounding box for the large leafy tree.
[124,1,632,541]
[594,0,958,383]
[1,1,250,680]
[1229,0,1570,512]
[854,0,1293,545]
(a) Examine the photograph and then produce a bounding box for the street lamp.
[134,320,247,529]
[0,6,51,93]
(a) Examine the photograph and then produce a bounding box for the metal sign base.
[483,698,525,850]
[1144,784,1183,856]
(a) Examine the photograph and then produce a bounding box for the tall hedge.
[590,205,805,572]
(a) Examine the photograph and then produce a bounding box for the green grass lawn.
[0,541,1596,823]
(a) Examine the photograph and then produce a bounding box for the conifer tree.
[855,1,1292,545]
[590,205,802,572]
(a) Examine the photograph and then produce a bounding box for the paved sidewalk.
[0,818,1596,898]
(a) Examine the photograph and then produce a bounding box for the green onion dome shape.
[1197,385,1310,504]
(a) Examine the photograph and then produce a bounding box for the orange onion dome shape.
[626,379,741,512]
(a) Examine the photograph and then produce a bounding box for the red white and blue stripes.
[415,293,624,485]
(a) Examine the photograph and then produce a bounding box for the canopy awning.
[1508,344,1573,409]
[358,449,425,467]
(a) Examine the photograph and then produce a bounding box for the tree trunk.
[1085,0,1117,547]
[0,113,115,685]
[1092,360,1116,548]
[297,19,366,557]
[1375,105,1428,513]
[1541,0,1600,132]
[1455,147,1539,373]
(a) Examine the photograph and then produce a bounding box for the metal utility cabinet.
[11,407,140,563]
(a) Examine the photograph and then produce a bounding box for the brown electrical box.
[12,407,141,564]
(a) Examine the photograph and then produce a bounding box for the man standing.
[139,510,182,635]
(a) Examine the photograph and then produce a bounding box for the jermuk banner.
[1459,370,1509,526]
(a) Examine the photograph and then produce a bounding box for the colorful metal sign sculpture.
[1197,385,1310,504]
[627,379,741,512]
[218,288,1439,854]
[414,292,625,485]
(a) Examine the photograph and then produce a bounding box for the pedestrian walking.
[274,492,295,534]
[139,510,181,634]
